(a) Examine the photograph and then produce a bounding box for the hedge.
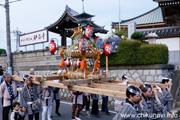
[137,44,168,65]
[100,40,141,66]
[100,41,168,66]
[117,40,141,65]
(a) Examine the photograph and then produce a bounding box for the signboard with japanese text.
[19,29,48,46]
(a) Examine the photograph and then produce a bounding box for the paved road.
[0,99,115,120]
[0,99,179,120]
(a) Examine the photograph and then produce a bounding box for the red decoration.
[104,44,111,55]
[49,42,56,53]
[85,26,93,38]
[77,60,81,66]
[64,59,70,67]
[79,38,88,53]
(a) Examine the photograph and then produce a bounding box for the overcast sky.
[0,0,157,52]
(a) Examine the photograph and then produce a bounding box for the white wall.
[156,37,180,51]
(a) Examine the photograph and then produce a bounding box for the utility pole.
[119,0,121,31]
[82,0,84,12]
[0,0,21,74]
[13,27,21,52]
[5,0,12,74]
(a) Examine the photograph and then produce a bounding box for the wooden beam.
[63,79,92,86]
[91,83,127,92]
[63,77,114,86]
[43,75,63,81]
[12,76,126,98]
[13,76,64,82]
[111,81,168,88]
[12,76,166,99]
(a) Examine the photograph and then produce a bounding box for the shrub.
[100,53,119,66]
[131,32,144,40]
[137,44,168,64]
[0,49,6,54]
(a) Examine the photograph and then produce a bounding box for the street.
[0,99,178,120]
[0,99,115,120]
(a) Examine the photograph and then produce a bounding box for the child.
[11,102,25,120]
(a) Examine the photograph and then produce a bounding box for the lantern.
[79,38,88,54]
[104,44,111,55]
[85,26,93,38]
[49,40,56,55]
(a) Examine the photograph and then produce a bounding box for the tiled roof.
[112,7,164,26]
[137,26,180,37]
[46,5,108,33]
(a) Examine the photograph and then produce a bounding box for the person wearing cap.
[114,74,129,112]
[19,74,41,120]
[113,85,143,120]
[160,78,173,116]
[0,72,19,120]
[139,83,164,120]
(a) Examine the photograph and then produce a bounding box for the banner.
[19,29,48,46]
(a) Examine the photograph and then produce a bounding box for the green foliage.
[89,42,96,48]
[100,41,168,66]
[137,44,168,64]
[0,49,6,54]
[100,40,141,66]
[117,40,141,65]
[100,53,119,66]
[131,32,144,40]
[112,27,128,40]
[141,40,149,44]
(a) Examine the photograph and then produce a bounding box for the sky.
[0,0,158,52]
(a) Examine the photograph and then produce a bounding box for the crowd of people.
[0,65,175,120]
[0,67,62,120]
[113,75,174,120]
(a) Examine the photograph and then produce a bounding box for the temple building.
[46,5,108,46]
[112,0,180,64]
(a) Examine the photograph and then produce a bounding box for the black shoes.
[56,112,61,116]
[106,112,110,115]
[95,114,100,118]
